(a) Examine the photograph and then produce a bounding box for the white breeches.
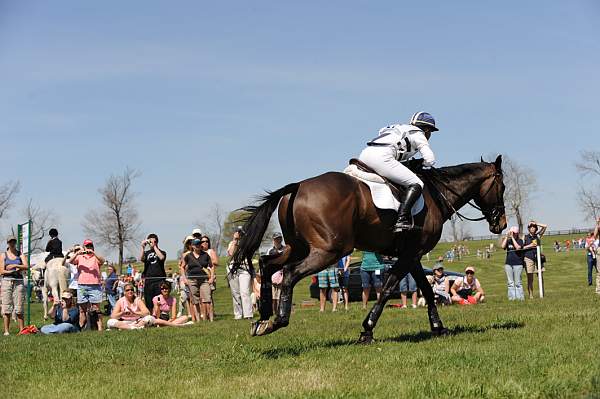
[358,146,424,188]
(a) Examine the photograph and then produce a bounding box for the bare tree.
[195,203,226,256]
[21,199,56,253]
[83,168,141,273]
[0,181,20,221]
[575,150,600,221]
[447,215,471,242]
[503,156,537,233]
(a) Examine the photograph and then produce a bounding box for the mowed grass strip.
[2,237,600,398]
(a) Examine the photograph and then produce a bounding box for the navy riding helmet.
[410,112,439,132]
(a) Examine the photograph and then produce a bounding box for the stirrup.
[393,220,421,233]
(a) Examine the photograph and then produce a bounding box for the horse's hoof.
[357,331,374,344]
[431,327,449,336]
[251,320,273,336]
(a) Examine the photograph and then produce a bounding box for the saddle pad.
[343,165,424,213]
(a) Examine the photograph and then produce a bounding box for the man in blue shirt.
[522,220,547,299]
[104,265,118,315]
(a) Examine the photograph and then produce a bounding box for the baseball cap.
[272,232,283,239]
[83,239,93,246]
[433,263,444,271]
[182,235,194,244]
[510,226,519,234]
[6,236,17,243]
[61,292,73,299]
[465,266,476,273]
[192,228,202,236]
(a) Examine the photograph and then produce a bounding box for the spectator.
[501,226,524,301]
[226,229,254,320]
[117,274,126,298]
[192,228,203,240]
[44,228,63,264]
[104,265,118,315]
[399,273,418,308]
[337,255,351,311]
[251,269,261,312]
[585,223,599,286]
[451,266,485,305]
[0,236,29,336]
[317,263,340,312]
[68,239,105,331]
[183,238,215,321]
[178,235,194,319]
[522,220,547,299]
[139,233,167,310]
[201,235,219,320]
[431,263,451,305]
[554,241,561,252]
[267,232,285,313]
[40,292,80,334]
[151,282,191,326]
[360,251,384,310]
[106,283,153,330]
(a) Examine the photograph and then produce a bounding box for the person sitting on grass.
[40,292,80,334]
[451,266,485,305]
[432,264,451,305]
[152,281,192,327]
[106,283,154,330]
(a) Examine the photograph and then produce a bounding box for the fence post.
[536,245,544,298]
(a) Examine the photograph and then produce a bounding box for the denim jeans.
[505,264,524,300]
[107,293,117,314]
[40,323,78,334]
[587,254,597,285]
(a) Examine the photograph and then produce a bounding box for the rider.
[358,112,438,232]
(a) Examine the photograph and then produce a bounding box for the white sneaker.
[3,332,9,336]
[411,304,417,309]
[184,321,194,325]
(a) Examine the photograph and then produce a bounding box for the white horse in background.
[30,248,77,319]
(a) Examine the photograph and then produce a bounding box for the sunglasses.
[160,287,170,291]
[466,271,475,275]
[200,240,209,244]
[125,288,134,292]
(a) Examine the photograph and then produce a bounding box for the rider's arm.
[413,133,436,166]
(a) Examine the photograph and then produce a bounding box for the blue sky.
[1,1,599,260]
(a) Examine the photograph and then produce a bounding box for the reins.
[424,166,502,222]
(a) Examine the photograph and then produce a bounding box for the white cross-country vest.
[367,124,436,166]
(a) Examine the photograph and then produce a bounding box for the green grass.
[2,237,600,398]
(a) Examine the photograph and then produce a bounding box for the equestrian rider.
[358,112,438,232]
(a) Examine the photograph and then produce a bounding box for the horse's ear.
[480,156,484,163]
[494,154,503,170]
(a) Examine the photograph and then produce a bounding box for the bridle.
[427,167,505,225]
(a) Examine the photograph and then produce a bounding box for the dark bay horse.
[234,156,506,342]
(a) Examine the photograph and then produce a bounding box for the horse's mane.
[419,162,488,181]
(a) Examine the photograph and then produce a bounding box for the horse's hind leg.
[358,261,408,344]
[411,261,448,335]
[252,248,338,336]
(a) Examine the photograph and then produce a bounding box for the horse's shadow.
[259,321,524,359]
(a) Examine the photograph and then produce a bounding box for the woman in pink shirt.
[107,283,153,330]
[68,239,105,331]
[151,281,191,327]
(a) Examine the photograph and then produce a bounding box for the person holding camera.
[139,233,167,309]
[227,228,254,320]
[501,226,524,301]
[68,239,105,331]
[522,220,547,299]
[40,292,80,334]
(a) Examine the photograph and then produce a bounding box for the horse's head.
[474,155,507,234]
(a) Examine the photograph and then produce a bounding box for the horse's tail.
[234,182,300,265]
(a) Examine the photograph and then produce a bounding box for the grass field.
[2,236,600,398]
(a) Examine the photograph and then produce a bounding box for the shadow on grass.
[259,321,524,359]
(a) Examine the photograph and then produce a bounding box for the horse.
[234,155,506,342]
[30,252,72,319]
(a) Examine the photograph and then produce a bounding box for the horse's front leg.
[411,261,448,335]
[42,285,49,320]
[358,265,405,344]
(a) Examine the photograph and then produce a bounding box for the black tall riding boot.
[394,184,423,233]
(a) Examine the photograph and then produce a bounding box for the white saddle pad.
[343,164,424,214]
